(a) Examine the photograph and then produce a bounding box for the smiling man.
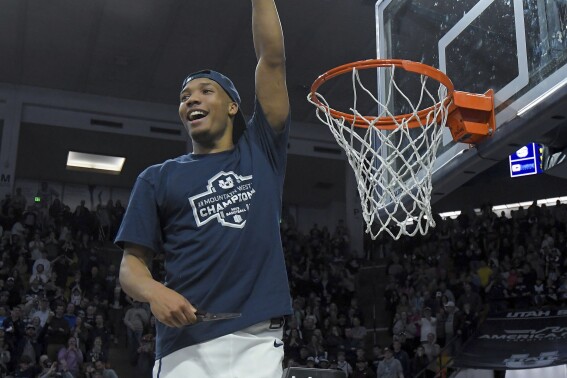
[115,1,291,377]
[179,71,245,153]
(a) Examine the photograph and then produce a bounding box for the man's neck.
[192,131,235,154]
[192,143,234,155]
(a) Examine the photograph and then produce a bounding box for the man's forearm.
[252,0,285,64]
[119,253,161,303]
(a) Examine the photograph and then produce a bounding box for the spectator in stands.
[60,234,76,260]
[388,254,404,280]
[477,260,493,289]
[112,201,125,230]
[14,256,30,285]
[392,339,410,378]
[72,201,91,235]
[124,300,150,366]
[95,204,112,242]
[325,325,345,357]
[485,271,508,312]
[81,257,103,293]
[83,304,97,331]
[0,328,11,375]
[508,273,531,308]
[418,307,436,344]
[0,194,13,218]
[15,323,41,367]
[71,316,89,356]
[532,278,546,306]
[45,304,71,360]
[354,347,368,364]
[136,333,155,378]
[68,286,82,308]
[6,276,23,307]
[392,311,417,341]
[305,334,325,360]
[376,347,404,378]
[283,328,302,360]
[301,314,317,344]
[29,232,45,262]
[455,303,478,341]
[441,301,459,346]
[456,283,482,315]
[545,276,559,306]
[103,264,118,291]
[438,283,455,305]
[38,355,69,378]
[353,357,376,378]
[370,345,384,372]
[296,346,309,366]
[11,188,27,219]
[434,305,447,348]
[336,350,353,377]
[30,264,50,286]
[3,305,25,350]
[422,333,440,378]
[87,314,111,357]
[342,327,358,352]
[325,302,340,327]
[10,354,39,377]
[10,217,26,239]
[94,359,119,378]
[431,291,446,317]
[33,249,52,277]
[350,316,367,349]
[63,303,77,328]
[57,336,83,377]
[410,345,429,377]
[48,200,65,232]
[107,284,126,346]
[86,336,107,364]
[51,252,75,288]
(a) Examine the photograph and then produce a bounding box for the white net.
[308,64,451,240]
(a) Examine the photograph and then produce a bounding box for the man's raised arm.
[252,0,289,132]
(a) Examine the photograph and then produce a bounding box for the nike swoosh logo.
[273,340,284,348]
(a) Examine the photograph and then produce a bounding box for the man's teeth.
[189,110,207,121]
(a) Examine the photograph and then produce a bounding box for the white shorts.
[153,319,285,378]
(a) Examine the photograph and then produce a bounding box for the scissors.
[195,310,242,322]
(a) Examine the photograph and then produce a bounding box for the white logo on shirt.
[189,171,255,228]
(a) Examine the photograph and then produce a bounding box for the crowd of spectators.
[0,186,156,378]
[0,185,373,378]
[3,183,566,378]
[280,200,567,377]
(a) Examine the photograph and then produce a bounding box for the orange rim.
[308,59,455,130]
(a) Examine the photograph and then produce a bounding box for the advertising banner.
[454,309,567,369]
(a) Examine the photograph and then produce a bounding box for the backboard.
[376,0,567,205]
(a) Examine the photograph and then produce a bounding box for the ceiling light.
[66,151,125,174]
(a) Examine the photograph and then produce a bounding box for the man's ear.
[228,102,239,116]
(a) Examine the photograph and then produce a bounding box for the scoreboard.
[509,143,543,178]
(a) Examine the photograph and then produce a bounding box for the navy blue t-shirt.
[115,100,293,359]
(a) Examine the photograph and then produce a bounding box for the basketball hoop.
[307,59,495,240]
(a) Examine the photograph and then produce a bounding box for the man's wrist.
[141,280,163,304]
